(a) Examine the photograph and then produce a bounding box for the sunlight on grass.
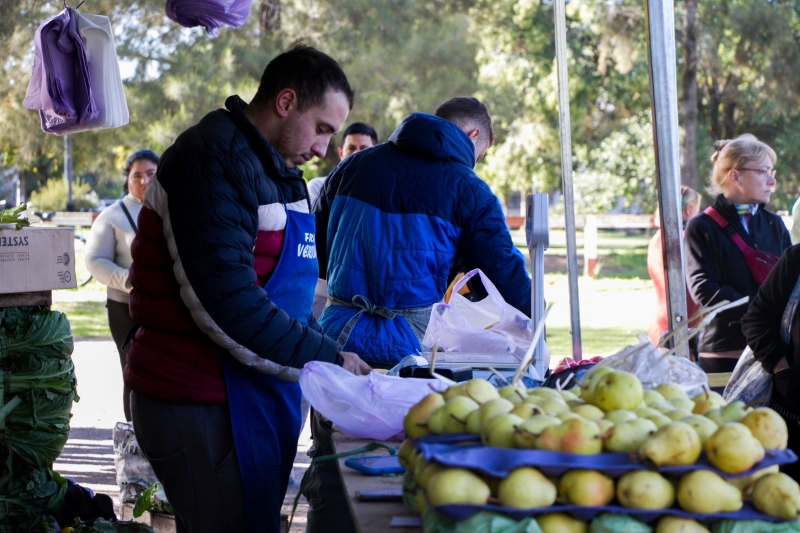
[51,301,109,339]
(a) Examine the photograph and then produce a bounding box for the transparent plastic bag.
[592,334,709,396]
[723,346,773,408]
[422,269,534,359]
[299,361,445,440]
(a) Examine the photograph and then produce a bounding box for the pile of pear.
[401,368,800,520]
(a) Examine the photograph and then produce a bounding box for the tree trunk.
[680,0,698,190]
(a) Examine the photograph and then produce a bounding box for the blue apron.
[219,199,317,533]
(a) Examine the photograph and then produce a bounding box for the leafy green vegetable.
[0,466,66,532]
[132,482,172,518]
[0,204,30,230]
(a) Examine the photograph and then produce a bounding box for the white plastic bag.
[113,421,159,505]
[723,346,772,408]
[422,269,533,358]
[299,361,445,440]
[592,334,709,396]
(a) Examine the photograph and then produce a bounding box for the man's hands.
[340,351,372,375]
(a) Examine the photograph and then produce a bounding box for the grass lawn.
[53,228,659,358]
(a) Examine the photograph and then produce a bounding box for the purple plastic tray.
[433,500,785,523]
[416,441,797,479]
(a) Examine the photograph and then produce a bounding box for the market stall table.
[332,432,421,533]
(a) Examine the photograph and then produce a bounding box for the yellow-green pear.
[426,468,490,506]
[650,401,678,414]
[595,419,614,434]
[510,403,542,419]
[537,513,588,533]
[497,467,557,508]
[514,415,562,449]
[557,412,583,422]
[529,387,564,401]
[704,401,750,425]
[442,383,465,401]
[691,390,725,404]
[636,406,663,418]
[705,422,765,474]
[426,406,448,434]
[655,515,711,533]
[559,389,580,402]
[617,470,675,509]
[417,462,446,490]
[535,418,603,454]
[752,472,800,520]
[668,397,696,412]
[639,422,702,466]
[441,396,480,434]
[462,379,500,404]
[604,418,657,453]
[654,382,689,400]
[539,398,571,416]
[644,389,668,406]
[580,366,614,404]
[727,465,779,495]
[692,397,727,415]
[412,454,429,483]
[569,387,583,398]
[498,384,528,405]
[403,392,445,439]
[679,414,718,445]
[412,489,428,514]
[482,413,524,448]
[479,398,516,427]
[604,410,638,424]
[571,404,605,420]
[465,408,483,435]
[397,439,415,469]
[676,470,743,513]
[741,407,789,450]
[567,399,586,408]
[645,412,673,428]
[558,469,615,506]
[591,370,644,412]
[665,408,694,421]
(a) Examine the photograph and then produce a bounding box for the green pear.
[668,397,695,412]
[604,410,638,424]
[514,415,562,448]
[558,469,615,506]
[417,462,446,490]
[679,414,718,445]
[557,412,583,422]
[580,366,614,404]
[639,422,702,466]
[643,389,668,406]
[537,513,588,533]
[403,392,445,439]
[571,403,606,420]
[426,406,448,434]
[604,418,657,453]
[412,453,429,483]
[645,412,673,428]
[497,467,557,508]
[654,382,689,400]
[426,468,490,506]
[510,403,543,419]
[482,413,524,448]
[741,407,789,450]
[650,401,678,414]
[635,406,663,418]
[665,408,694,421]
[397,439,415,469]
[727,465,779,495]
[655,515,711,533]
[692,396,727,415]
[498,384,528,405]
[478,397,516,426]
[691,390,725,404]
[442,383,465,401]
[752,472,800,520]
[676,470,743,513]
[595,419,615,434]
[528,387,564,401]
[535,417,603,454]
[567,399,586,408]
[705,422,765,474]
[461,379,500,404]
[539,398,571,416]
[616,470,675,509]
[591,370,644,412]
[465,408,483,435]
[441,396,480,434]
[704,401,750,425]
[412,488,428,514]
[559,389,580,402]
[569,387,583,398]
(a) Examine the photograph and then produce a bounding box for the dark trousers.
[303,409,356,533]
[769,390,800,482]
[131,392,246,533]
[107,299,135,422]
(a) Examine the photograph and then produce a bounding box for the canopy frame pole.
[553,0,582,360]
[645,0,691,358]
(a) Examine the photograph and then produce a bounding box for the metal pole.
[645,0,690,358]
[527,193,549,379]
[553,0,582,360]
[64,134,74,212]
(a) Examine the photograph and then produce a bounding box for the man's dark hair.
[342,122,378,146]
[435,97,495,147]
[251,44,355,112]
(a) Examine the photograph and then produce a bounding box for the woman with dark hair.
[85,149,158,421]
[685,134,790,373]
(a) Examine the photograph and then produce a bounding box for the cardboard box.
[0,227,77,293]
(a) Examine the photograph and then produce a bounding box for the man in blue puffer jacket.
[305,97,531,532]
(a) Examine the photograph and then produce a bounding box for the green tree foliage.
[28,178,97,211]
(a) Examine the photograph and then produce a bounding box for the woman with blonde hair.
[685,134,790,373]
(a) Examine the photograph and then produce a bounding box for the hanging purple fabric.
[23,7,98,133]
[165,0,253,36]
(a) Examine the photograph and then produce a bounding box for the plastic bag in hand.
[299,361,445,440]
[422,269,533,358]
[723,346,772,408]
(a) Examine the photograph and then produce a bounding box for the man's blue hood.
[387,113,476,169]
